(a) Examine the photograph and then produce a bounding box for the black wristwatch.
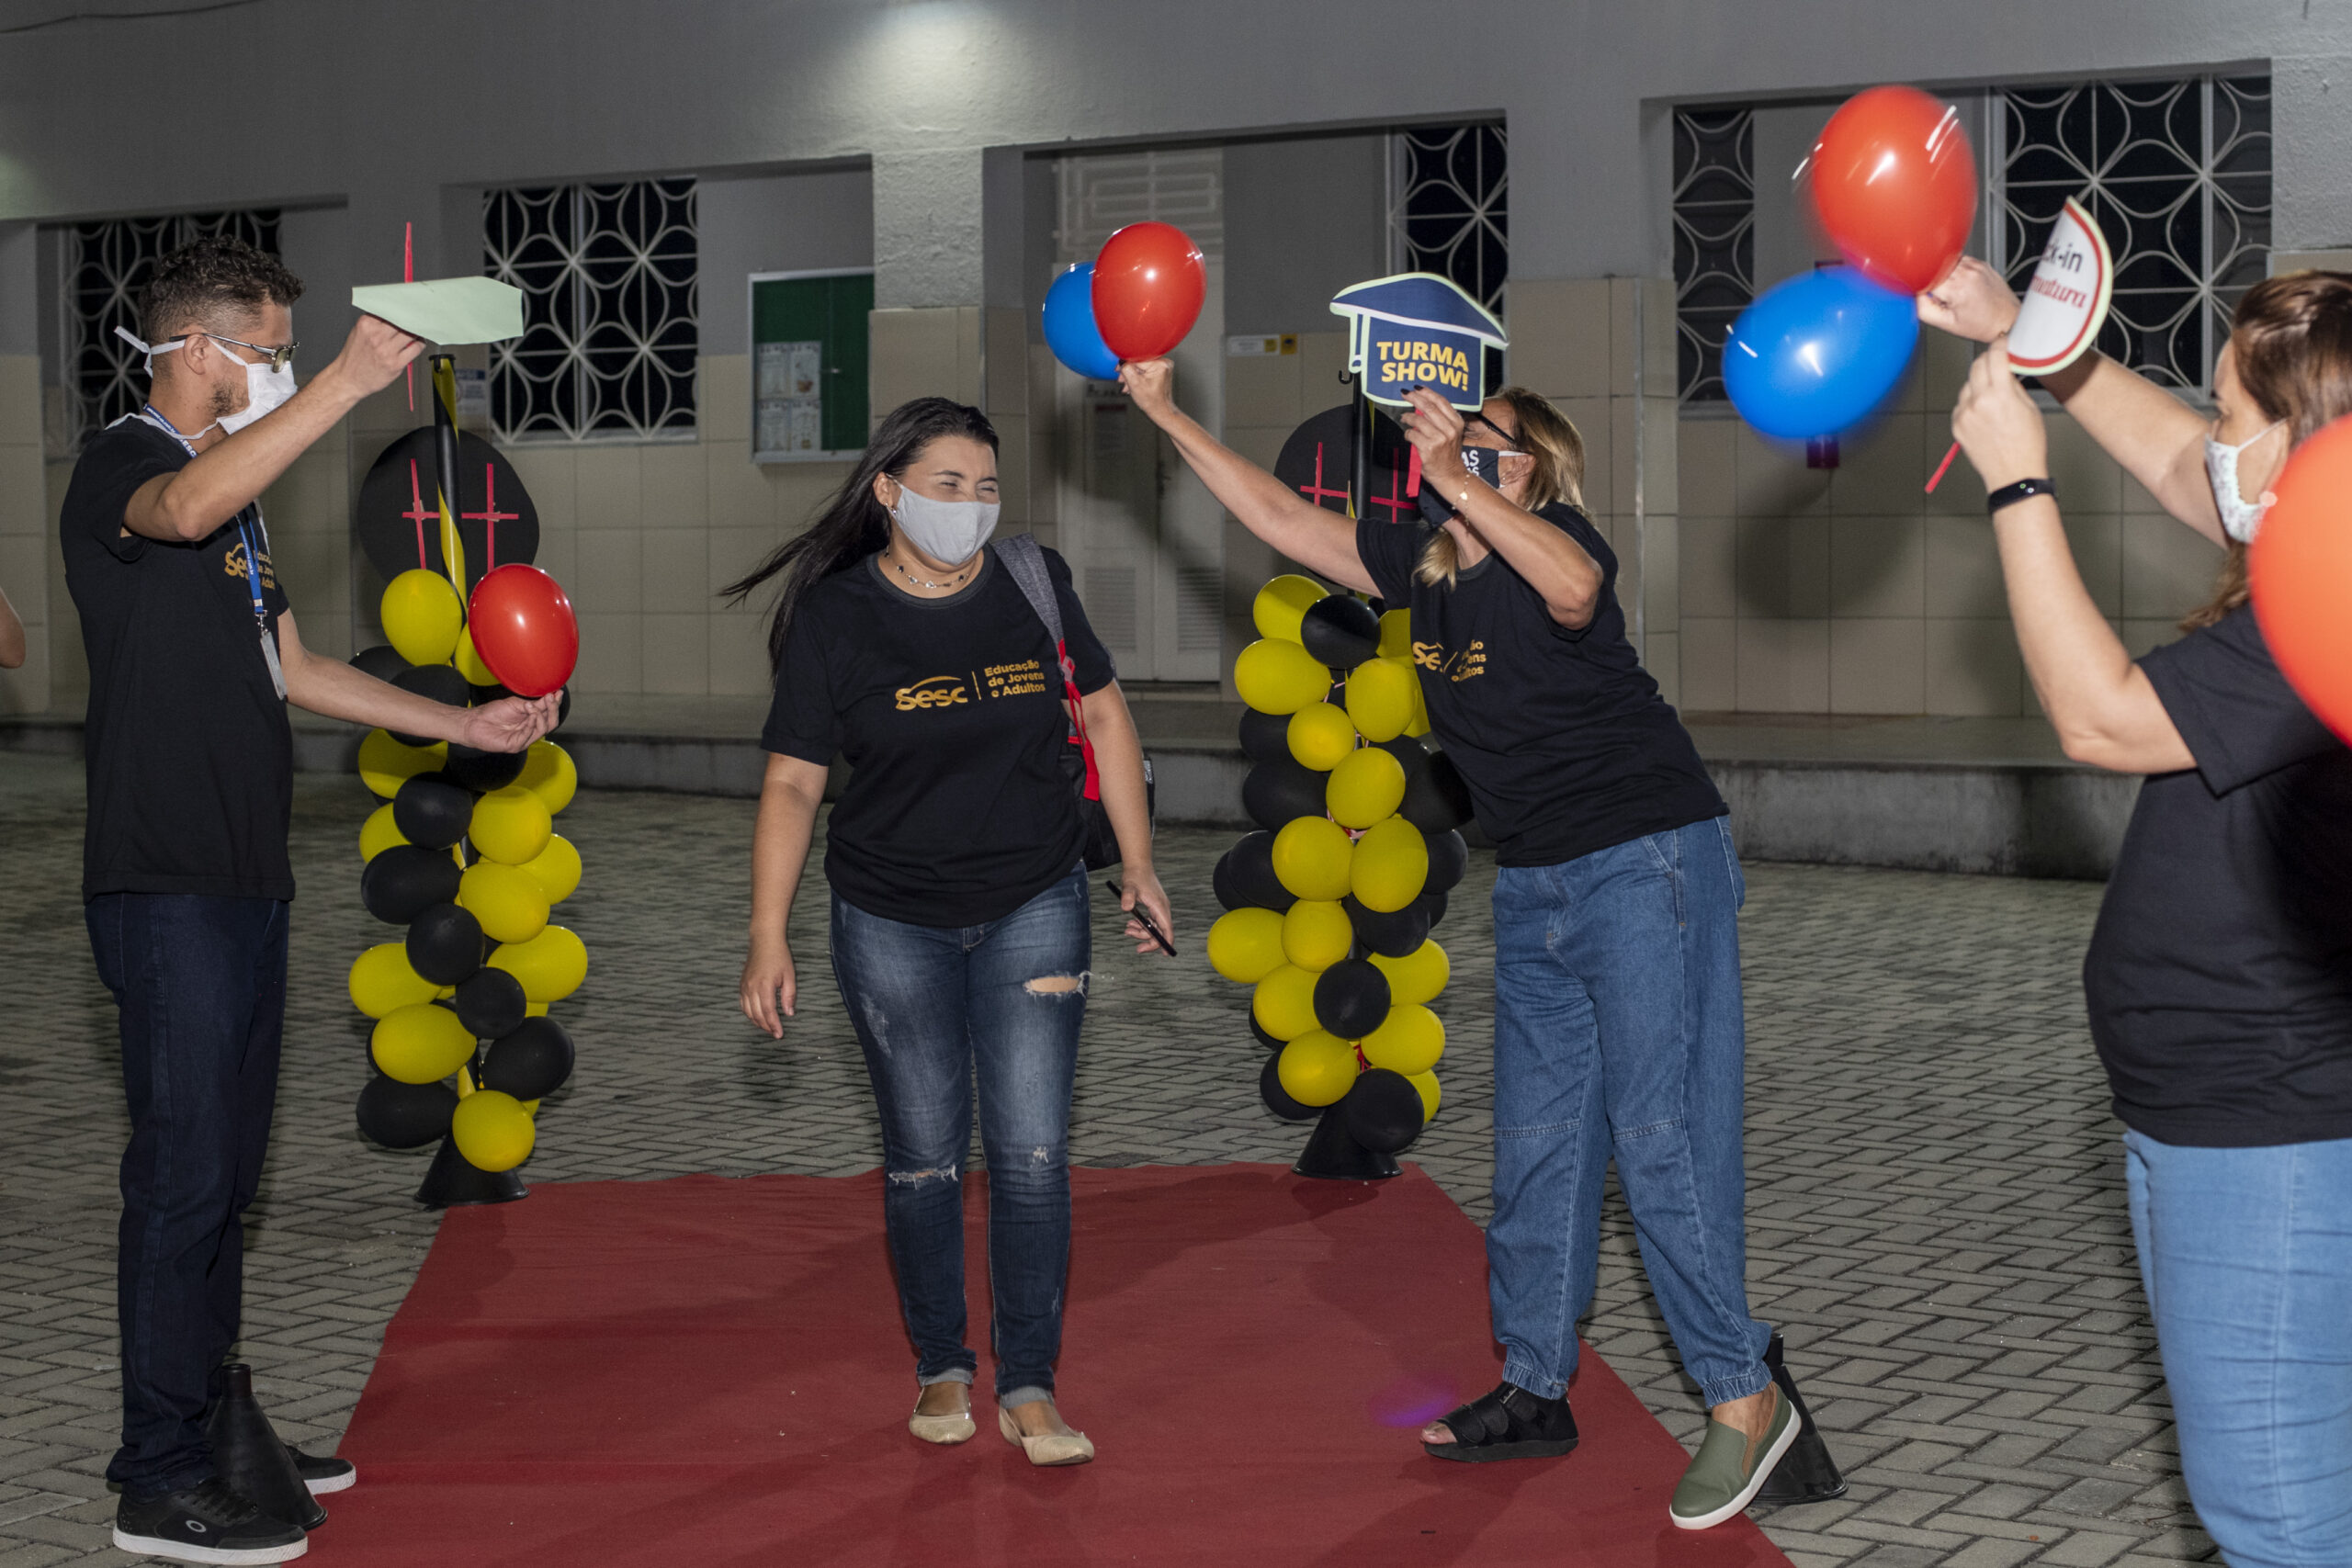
[1986,478,2056,514]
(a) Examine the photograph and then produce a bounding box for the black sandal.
[1422,1382,1580,1462]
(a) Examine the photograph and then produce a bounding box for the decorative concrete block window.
[54,209,281,457]
[1388,124,1507,389]
[483,177,698,444]
[1671,108,1754,404]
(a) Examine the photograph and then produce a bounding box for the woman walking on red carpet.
[1124,361,1809,1530]
[728,396,1172,1468]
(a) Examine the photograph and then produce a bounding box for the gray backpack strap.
[996,534,1065,649]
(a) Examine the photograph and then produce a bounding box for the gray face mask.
[2205,420,2284,544]
[890,483,1001,568]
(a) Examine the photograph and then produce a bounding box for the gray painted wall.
[695,164,876,355]
[1224,132,1388,337]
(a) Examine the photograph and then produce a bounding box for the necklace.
[888,548,977,592]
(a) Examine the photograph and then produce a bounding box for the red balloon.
[2252,413,2352,741]
[468,564,578,698]
[1091,221,1206,361]
[1810,85,1978,296]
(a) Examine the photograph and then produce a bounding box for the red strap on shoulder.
[1057,637,1101,801]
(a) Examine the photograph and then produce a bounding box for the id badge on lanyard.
[135,406,286,699]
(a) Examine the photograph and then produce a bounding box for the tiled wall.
[0,356,51,715]
[1676,332,2227,715]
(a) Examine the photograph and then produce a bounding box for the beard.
[209,376,246,422]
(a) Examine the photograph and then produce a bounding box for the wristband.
[1986,478,2056,514]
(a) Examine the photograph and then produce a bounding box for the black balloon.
[1417,889,1451,929]
[1424,829,1469,896]
[469,680,514,705]
[1299,594,1381,669]
[444,742,526,794]
[1226,830,1295,913]
[360,843,461,925]
[1314,958,1392,1040]
[1399,747,1475,832]
[1244,757,1329,832]
[1374,734,1430,778]
[350,643,411,682]
[406,902,485,986]
[1248,1012,1283,1052]
[454,966,528,1039]
[356,1074,458,1150]
[556,686,571,730]
[1260,1052,1319,1122]
[393,773,474,850]
[388,665,470,747]
[1238,705,1293,763]
[481,1016,574,1100]
[1346,894,1430,958]
[1342,1067,1427,1154]
[1212,851,1244,912]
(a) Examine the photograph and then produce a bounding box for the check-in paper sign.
[2007,197,2113,377]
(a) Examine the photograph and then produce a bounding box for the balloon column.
[1205,576,1476,1179]
[1042,221,1208,377]
[345,355,584,1207]
[1724,85,1974,442]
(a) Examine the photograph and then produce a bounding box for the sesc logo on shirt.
[222,539,277,592]
[1414,637,1489,683]
[896,674,970,711]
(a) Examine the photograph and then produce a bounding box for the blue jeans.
[1487,818,1771,1410]
[2125,1131,2352,1567]
[85,893,288,1497]
[829,865,1090,1407]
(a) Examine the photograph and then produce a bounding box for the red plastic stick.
[402,221,415,412]
[1924,440,1960,494]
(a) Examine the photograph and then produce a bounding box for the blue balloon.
[1723,267,1919,441]
[1043,264,1122,380]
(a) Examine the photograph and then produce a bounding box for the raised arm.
[277,609,559,750]
[1118,358,1376,594]
[1920,258,2219,542]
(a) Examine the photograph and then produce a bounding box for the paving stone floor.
[0,752,2212,1566]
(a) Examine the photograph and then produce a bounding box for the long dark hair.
[721,397,1000,669]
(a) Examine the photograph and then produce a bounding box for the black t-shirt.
[762,543,1115,927]
[1356,504,1724,867]
[62,417,295,902]
[2082,605,2352,1146]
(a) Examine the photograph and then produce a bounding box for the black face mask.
[1417,444,1515,525]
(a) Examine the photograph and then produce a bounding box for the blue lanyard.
[141,404,269,631]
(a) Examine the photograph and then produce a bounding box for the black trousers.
[85,892,287,1497]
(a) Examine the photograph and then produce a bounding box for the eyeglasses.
[206,333,299,372]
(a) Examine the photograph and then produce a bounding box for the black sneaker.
[286,1447,356,1495]
[111,1477,307,1563]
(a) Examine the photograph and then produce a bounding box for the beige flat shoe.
[998,1404,1094,1467]
[908,1389,976,1445]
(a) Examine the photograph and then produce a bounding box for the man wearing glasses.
[61,235,560,1563]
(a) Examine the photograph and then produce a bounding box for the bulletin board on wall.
[748,268,875,463]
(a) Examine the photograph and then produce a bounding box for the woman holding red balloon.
[1931,262,2352,1568]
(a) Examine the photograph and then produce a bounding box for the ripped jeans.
[830,863,1090,1406]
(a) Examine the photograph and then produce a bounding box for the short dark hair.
[137,234,303,343]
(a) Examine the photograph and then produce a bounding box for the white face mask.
[112,324,297,436]
[2205,419,2284,544]
[890,483,1001,569]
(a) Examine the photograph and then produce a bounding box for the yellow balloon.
[357,728,447,800]
[1372,939,1451,1007]
[1378,607,1413,661]
[1281,898,1353,972]
[518,833,582,904]
[1327,746,1407,829]
[1408,1068,1442,1122]
[1403,664,1432,737]
[451,1089,537,1172]
[1277,1032,1360,1107]
[1286,703,1358,772]
[1251,574,1327,642]
[470,785,553,865]
[517,740,578,814]
[489,924,589,1003]
[453,624,498,685]
[1362,1003,1445,1075]
[1250,964,1321,1042]
[1236,637,1334,716]
[1351,817,1430,912]
[1272,816,1353,902]
[349,942,437,1019]
[525,1001,550,1018]
[459,861,551,946]
[371,1002,476,1084]
[359,802,409,862]
[1345,656,1418,743]
[381,569,463,667]
[1206,908,1287,984]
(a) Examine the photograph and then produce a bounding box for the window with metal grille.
[59,209,281,456]
[1389,124,1507,389]
[483,177,698,443]
[1671,108,1755,402]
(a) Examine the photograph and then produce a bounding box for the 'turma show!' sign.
[1330,273,1510,412]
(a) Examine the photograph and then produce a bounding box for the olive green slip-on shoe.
[1668,1387,1799,1531]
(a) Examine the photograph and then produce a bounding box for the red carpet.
[311,1165,1790,1566]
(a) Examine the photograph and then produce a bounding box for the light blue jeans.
[1487,817,1773,1410]
[2125,1130,2352,1567]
